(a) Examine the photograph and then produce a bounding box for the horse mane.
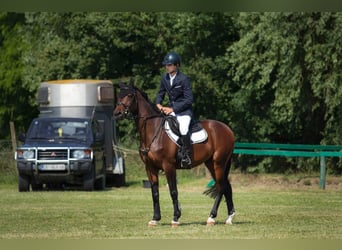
[134,86,161,114]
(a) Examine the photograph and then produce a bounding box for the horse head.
[114,79,161,120]
[113,80,138,119]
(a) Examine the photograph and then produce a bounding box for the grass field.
[1,146,342,239]
[1,170,341,239]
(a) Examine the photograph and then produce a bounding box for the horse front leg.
[146,169,161,227]
[165,167,181,227]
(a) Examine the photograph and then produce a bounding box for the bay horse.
[113,81,236,226]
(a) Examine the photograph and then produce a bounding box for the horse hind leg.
[223,158,236,225]
[206,157,236,225]
[223,179,235,224]
[208,180,235,225]
[206,192,223,226]
[204,159,223,226]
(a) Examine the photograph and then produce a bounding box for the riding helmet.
[162,52,181,66]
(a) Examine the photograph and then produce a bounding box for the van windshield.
[27,118,92,140]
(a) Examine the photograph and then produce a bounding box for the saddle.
[164,116,208,146]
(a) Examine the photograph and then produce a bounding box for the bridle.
[116,87,165,155]
[116,92,137,119]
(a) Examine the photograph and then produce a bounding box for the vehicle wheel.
[18,174,30,192]
[106,159,126,187]
[114,173,126,187]
[83,164,95,191]
[31,182,43,191]
[114,161,126,187]
[105,174,114,187]
[95,175,106,190]
[95,158,106,190]
[106,173,126,187]
[31,176,43,191]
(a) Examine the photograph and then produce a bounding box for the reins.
[118,87,166,156]
[139,114,166,156]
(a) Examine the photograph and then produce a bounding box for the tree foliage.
[0,13,38,137]
[0,12,341,173]
[225,13,341,145]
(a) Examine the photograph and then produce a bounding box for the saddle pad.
[164,121,208,146]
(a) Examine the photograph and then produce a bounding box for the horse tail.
[203,185,218,199]
[202,153,233,199]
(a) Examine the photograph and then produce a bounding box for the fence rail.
[233,142,342,189]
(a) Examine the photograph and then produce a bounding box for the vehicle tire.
[106,173,126,187]
[18,174,30,192]
[105,174,114,187]
[94,158,106,190]
[83,164,95,191]
[106,159,126,187]
[95,175,106,190]
[31,182,43,191]
[114,160,126,187]
[31,176,43,191]
[113,173,126,187]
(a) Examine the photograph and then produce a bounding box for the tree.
[2,12,341,173]
[225,13,342,173]
[225,12,342,144]
[170,13,239,121]
[22,12,175,143]
[0,12,37,139]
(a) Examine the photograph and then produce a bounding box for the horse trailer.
[15,80,125,191]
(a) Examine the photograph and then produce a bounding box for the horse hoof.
[225,212,236,225]
[206,217,215,226]
[171,220,180,227]
[148,220,158,227]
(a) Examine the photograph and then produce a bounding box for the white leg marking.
[171,220,180,227]
[148,220,158,227]
[225,212,236,225]
[206,217,215,225]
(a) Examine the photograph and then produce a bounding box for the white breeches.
[170,112,191,135]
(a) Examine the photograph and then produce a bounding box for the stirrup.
[181,155,192,168]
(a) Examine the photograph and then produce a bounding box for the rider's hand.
[162,107,173,115]
[156,104,173,115]
[156,104,164,113]
[156,104,163,110]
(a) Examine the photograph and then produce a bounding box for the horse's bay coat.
[114,82,235,226]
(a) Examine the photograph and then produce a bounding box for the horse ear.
[129,77,134,87]
[119,82,126,89]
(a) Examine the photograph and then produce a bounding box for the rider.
[156,52,193,168]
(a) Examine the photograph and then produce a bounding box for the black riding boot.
[180,134,192,168]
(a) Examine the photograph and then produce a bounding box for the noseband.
[117,92,137,118]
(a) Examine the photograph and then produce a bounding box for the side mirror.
[18,133,26,142]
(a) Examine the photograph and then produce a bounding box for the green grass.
[1,151,342,239]
[1,175,341,239]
